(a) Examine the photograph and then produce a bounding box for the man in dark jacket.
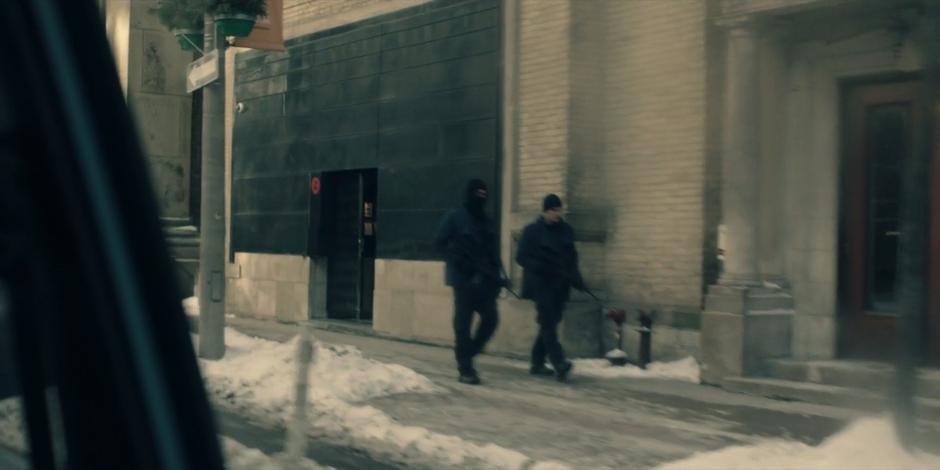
[433,179,507,385]
[516,194,585,382]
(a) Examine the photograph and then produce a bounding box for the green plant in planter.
[151,0,207,50]
[152,0,207,31]
[206,0,266,17]
[207,0,266,37]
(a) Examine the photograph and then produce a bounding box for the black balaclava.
[464,179,488,219]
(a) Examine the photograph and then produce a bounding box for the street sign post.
[186,49,219,94]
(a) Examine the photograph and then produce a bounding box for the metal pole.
[197,16,226,359]
[894,7,940,449]
[286,321,315,461]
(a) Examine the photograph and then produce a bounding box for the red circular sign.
[311,176,321,195]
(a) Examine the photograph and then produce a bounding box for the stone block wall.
[226,253,311,322]
[127,0,197,218]
[372,260,607,359]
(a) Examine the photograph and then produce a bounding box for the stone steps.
[161,218,199,296]
[722,376,940,423]
[767,359,940,397]
[746,289,793,311]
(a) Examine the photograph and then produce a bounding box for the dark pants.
[531,294,567,369]
[453,286,499,375]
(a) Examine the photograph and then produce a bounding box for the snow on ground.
[519,356,701,383]
[221,436,330,470]
[657,415,940,470]
[184,296,236,319]
[510,348,700,383]
[530,460,575,470]
[0,322,569,469]
[0,397,328,469]
[202,327,570,470]
[0,398,25,453]
[200,328,440,405]
[183,296,199,316]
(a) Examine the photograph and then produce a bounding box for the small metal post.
[637,310,653,369]
[286,321,315,462]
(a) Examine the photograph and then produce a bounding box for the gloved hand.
[499,277,513,289]
[572,275,587,292]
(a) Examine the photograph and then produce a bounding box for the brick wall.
[722,0,825,16]
[283,0,432,39]
[567,0,606,212]
[602,0,709,310]
[515,0,571,212]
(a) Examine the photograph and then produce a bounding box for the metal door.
[326,172,364,320]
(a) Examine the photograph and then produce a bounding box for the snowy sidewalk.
[220,316,940,469]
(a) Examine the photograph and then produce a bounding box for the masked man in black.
[433,179,508,385]
[516,194,586,382]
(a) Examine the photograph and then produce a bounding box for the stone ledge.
[720,376,940,424]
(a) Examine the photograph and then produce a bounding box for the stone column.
[719,17,760,285]
[701,16,793,384]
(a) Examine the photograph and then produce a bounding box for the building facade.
[100,0,202,297]
[223,0,940,378]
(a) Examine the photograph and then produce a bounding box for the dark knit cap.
[543,194,563,211]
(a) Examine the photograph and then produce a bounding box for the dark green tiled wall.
[232,0,500,258]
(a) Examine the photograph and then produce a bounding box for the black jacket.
[515,217,584,302]
[433,206,501,289]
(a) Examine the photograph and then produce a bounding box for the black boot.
[555,360,573,382]
[529,364,555,377]
[458,370,481,385]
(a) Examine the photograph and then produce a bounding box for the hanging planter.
[214,13,256,37]
[173,29,204,51]
[151,0,207,50]
[208,0,266,37]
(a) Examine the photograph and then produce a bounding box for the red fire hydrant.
[605,308,628,366]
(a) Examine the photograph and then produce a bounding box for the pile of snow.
[0,330,569,470]
[222,437,329,470]
[657,416,940,470]
[531,460,575,470]
[570,356,700,383]
[604,348,628,359]
[0,398,328,470]
[0,398,25,453]
[182,296,199,316]
[202,328,567,470]
[200,328,439,406]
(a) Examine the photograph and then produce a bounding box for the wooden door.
[841,79,940,365]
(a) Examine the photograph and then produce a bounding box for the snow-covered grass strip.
[657,416,940,470]
[202,328,569,470]
[200,328,440,405]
